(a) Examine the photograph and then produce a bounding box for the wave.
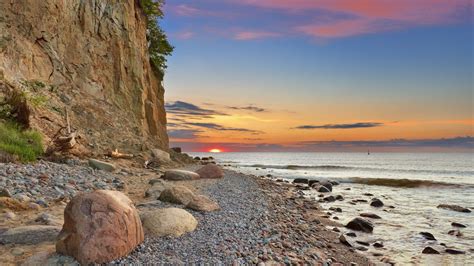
[248,164,351,170]
[244,164,473,176]
[345,177,472,188]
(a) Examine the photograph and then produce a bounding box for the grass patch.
[0,121,43,162]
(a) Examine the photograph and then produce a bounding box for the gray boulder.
[0,225,61,244]
[88,159,116,172]
[163,170,200,181]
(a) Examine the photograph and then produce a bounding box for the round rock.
[141,208,198,237]
[56,190,143,265]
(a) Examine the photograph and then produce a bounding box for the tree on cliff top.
[140,0,174,79]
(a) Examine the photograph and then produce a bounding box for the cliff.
[0,0,168,154]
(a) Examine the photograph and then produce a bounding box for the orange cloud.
[296,18,379,38]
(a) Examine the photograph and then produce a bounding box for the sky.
[160,0,473,152]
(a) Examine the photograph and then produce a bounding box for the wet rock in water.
[335,195,344,201]
[373,242,384,248]
[193,156,201,160]
[448,229,463,237]
[163,170,200,181]
[345,218,374,233]
[317,186,331,193]
[339,234,352,247]
[88,159,116,172]
[422,247,440,254]
[56,190,143,265]
[356,246,368,251]
[356,241,370,246]
[420,232,436,241]
[346,232,357,237]
[159,186,195,205]
[363,193,374,197]
[308,180,319,187]
[451,222,466,228]
[0,225,61,244]
[186,195,220,212]
[324,196,336,202]
[329,180,340,186]
[333,227,340,232]
[360,213,382,219]
[437,204,471,213]
[352,199,368,203]
[319,181,333,192]
[141,208,197,237]
[370,198,384,207]
[195,164,224,179]
[345,187,351,190]
[445,248,465,255]
[329,207,342,212]
[293,178,308,184]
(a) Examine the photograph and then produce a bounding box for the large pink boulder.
[195,164,224,179]
[56,190,144,265]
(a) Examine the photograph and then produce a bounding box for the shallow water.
[192,152,474,265]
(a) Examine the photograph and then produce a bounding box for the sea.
[191,152,473,265]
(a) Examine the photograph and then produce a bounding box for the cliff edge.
[0,0,168,155]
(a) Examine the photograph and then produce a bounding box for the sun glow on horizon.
[209,148,222,153]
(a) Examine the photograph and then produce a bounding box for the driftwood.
[46,108,77,155]
[107,149,133,159]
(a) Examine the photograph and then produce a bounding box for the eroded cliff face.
[0,0,168,154]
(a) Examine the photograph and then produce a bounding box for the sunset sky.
[161,0,473,152]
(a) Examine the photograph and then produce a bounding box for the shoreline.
[1,160,372,265]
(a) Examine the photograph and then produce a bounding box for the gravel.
[120,170,270,264]
[0,160,125,206]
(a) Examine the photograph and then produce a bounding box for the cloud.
[239,0,468,22]
[226,105,266,112]
[294,122,384,129]
[188,122,263,134]
[165,101,227,118]
[168,129,203,139]
[175,31,195,40]
[300,136,474,149]
[171,136,474,152]
[236,0,469,38]
[234,31,281,40]
[174,4,205,16]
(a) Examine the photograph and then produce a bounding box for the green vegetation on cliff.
[140,0,174,79]
[0,121,43,162]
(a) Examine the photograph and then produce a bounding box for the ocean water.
[192,152,474,265]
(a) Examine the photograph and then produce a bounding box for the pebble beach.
[1,160,371,265]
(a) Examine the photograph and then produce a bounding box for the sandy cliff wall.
[0,0,168,153]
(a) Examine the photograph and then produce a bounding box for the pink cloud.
[234,31,281,40]
[238,0,469,38]
[174,4,204,16]
[175,31,195,40]
[239,0,469,22]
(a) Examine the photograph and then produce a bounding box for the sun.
[209,148,222,153]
